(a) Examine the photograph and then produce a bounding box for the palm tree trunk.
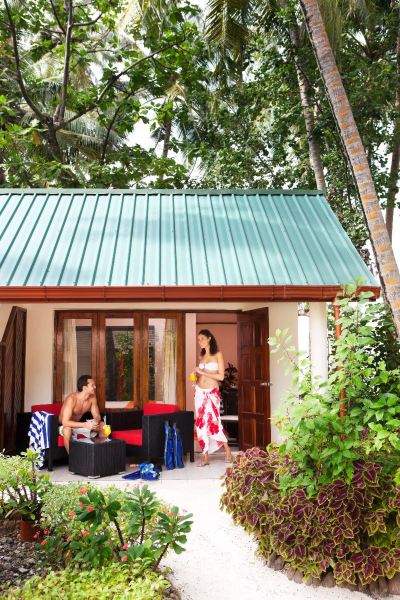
[0,151,5,185]
[288,22,326,192]
[386,14,400,241]
[299,0,400,338]
[162,120,172,159]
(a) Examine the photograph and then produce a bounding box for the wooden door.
[237,309,270,450]
[0,307,26,453]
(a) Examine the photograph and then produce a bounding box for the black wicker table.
[69,439,126,478]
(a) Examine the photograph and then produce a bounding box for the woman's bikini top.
[198,361,219,371]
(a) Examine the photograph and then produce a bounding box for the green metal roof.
[0,188,378,288]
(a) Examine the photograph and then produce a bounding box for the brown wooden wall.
[0,307,26,453]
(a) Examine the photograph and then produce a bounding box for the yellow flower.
[190,372,197,382]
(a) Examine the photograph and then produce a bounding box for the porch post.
[333,301,346,419]
[309,302,328,381]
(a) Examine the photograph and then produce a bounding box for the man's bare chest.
[72,400,91,417]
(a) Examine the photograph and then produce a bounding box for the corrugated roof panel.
[226,194,260,285]
[199,194,228,285]
[57,192,92,285]
[41,192,76,284]
[143,193,161,285]
[108,192,134,286]
[315,195,375,284]
[0,189,379,288]
[270,193,311,284]
[126,193,146,286]
[160,192,176,285]
[91,193,122,286]
[255,194,296,284]
[172,194,190,285]
[213,193,243,284]
[286,194,333,284]
[186,194,210,285]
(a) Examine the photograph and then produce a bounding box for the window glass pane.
[63,318,92,397]
[148,318,177,404]
[105,318,134,403]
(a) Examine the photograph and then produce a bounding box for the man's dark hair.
[77,374,92,392]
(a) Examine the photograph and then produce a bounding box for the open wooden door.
[237,309,270,450]
[0,306,26,453]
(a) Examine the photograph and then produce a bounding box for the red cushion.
[32,403,63,415]
[143,402,179,416]
[112,429,143,446]
[57,433,87,447]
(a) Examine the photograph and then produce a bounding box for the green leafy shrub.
[2,564,171,599]
[0,450,51,521]
[222,285,400,586]
[40,483,126,538]
[37,484,193,570]
[221,447,400,585]
[270,287,400,495]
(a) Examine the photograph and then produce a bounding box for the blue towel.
[28,411,52,468]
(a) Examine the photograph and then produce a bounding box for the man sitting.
[59,374,106,452]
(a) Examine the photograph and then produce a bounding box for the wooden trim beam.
[0,285,381,302]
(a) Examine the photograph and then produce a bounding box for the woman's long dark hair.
[198,329,219,356]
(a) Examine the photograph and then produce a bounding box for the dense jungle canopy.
[1,0,400,331]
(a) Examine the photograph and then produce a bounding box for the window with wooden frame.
[54,311,185,411]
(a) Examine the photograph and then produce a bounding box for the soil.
[0,520,43,592]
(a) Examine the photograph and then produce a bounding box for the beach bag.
[172,422,184,469]
[164,421,175,470]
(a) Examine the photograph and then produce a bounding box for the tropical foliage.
[36,483,192,569]
[221,447,400,586]
[271,286,400,496]
[2,480,192,597]
[2,564,171,600]
[221,285,400,586]
[0,0,210,187]
[1,0,400,322]
[0,450,51,521]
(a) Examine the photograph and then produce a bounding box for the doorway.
[195,313,239,447]
[192,308,271,450]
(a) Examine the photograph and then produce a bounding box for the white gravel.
[155,478,391,600]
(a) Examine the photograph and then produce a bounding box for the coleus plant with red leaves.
[221,447,400,586]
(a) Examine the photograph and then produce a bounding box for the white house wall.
[268,303,299,443]
[3,301,299,443]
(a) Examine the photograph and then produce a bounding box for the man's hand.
[86,419,100,431]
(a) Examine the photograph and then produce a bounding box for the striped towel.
[28,411,52,468]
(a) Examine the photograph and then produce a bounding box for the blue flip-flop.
[122,470,141,480]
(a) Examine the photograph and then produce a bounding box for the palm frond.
[205,0,250,50]
[116,0,142,32]
[346,0,371,19]
[166,82,187,101]
[63,111,125,149]
[317,0,343,52]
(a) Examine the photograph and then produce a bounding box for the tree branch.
[100,99,125,161]
[49,0,66,34]
[53,0,74,126]
[100,87,149,161]
[72,11,103,27]
[62,38,185,128]
[3,0,48,123]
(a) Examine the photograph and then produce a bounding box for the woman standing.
[194,329,233,467]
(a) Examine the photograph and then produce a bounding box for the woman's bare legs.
[198,451,209,466]
[223,442,232,461]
